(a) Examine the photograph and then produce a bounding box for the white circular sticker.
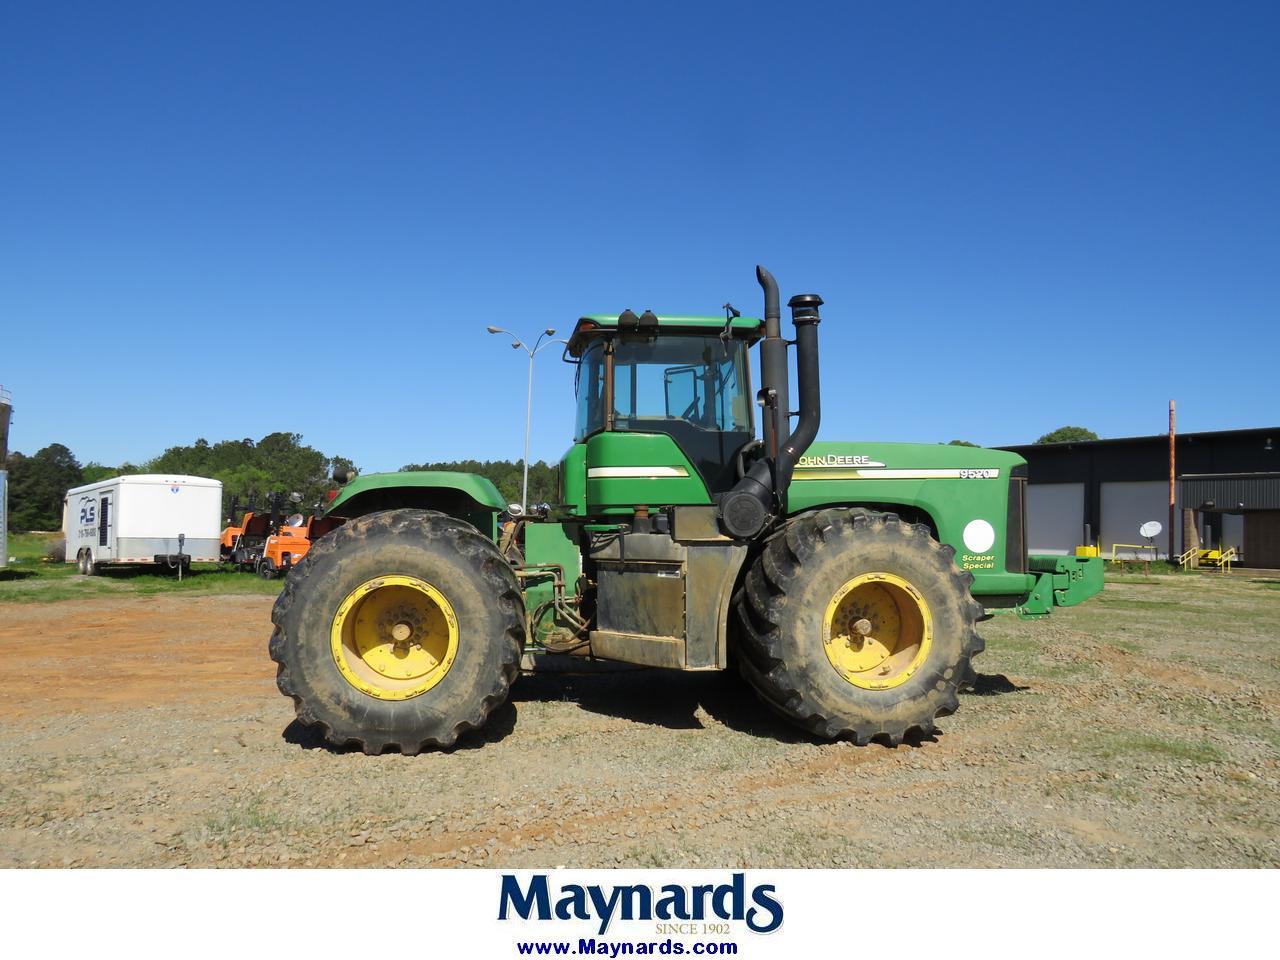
[963,519,996,554]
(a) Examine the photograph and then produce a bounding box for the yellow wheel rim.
[330,575,459,701]
[822,572,932,690]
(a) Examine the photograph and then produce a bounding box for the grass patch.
[125,566,283,597]
[4,531,62,562]
[1104,561,1187,576]
[1150,694,1266,729]
[1088,732,1226,765]
[1093,596,1183,610]
[1036,659,1098,680]
[981,631,1040,657]
[199,797,290,843]
[945,822,1036,852]
[0,555,283,604]
[3,529,293,603]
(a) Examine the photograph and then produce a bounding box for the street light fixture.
[486,325,566,512]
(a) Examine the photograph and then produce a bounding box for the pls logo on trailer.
[498,872,783,934]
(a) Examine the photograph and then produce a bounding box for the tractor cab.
[565,313,763,512]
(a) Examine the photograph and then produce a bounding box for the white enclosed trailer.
[63,475,223,573]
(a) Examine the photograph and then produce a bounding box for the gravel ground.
[1,574,1277,868]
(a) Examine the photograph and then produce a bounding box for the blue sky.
[2,1,1277,471]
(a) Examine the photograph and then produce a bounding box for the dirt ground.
[1,574,1277,868]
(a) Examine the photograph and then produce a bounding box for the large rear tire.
[734,508,984,745]
[269,509,525,754]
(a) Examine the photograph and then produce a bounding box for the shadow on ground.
[511,667,814,742]
[511,669,952,748]
[283,701,521,754]
[91,565,213,580]
[281,669,1030,754]
[964,673,1030,696]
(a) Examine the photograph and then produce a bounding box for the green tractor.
[270,266,1102,753]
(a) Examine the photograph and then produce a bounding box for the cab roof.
[567,313,762,357]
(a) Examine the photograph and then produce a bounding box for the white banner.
[1,868,1275,958]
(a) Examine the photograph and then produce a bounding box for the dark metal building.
[999,426,1280,567]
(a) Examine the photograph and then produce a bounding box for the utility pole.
[1168,400,1176,562]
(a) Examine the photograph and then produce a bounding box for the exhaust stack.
[775,293,822,496]
[756,265,788,457]
[719,268,823,539]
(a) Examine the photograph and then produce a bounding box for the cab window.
[574,336,751,439]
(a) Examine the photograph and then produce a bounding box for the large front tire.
[734,509,984,745]
[269,509,525,754]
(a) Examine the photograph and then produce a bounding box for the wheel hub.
[331,576,459,700]
[822,573,933,690]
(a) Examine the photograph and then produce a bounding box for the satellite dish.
[286,513,305,527]
[1139,520,1163,539]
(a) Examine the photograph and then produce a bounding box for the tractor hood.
[791,440,1026,479]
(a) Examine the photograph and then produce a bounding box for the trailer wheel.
[269,509,525,754]
[733,508,984,745]
[82,551,97,576]
[257,557,277,579]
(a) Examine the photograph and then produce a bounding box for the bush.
[45,539,66,563]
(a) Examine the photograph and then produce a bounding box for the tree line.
[3,433,354,531]
[400,459,561,507]
[3,424,1098,532]
[1,435,560,532]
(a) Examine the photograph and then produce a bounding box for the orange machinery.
[256,512,345,578]
[220,495,284,570]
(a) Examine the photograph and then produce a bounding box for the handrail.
[1111,543,1160,563]
[1177,547,1198,570]
[1219,546,1237,573]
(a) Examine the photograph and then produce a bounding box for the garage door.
[1026,482,1084,555]
[1102,481,1179,559]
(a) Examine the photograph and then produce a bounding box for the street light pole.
[486,325,564,512]
[523,346,535,513]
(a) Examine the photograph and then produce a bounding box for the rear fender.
[325,471,505,540]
